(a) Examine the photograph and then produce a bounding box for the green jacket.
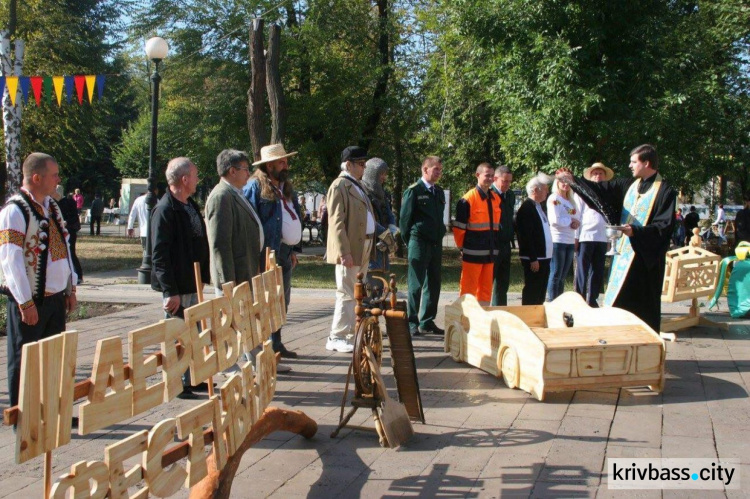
[491,184,516,243]
[399,179,447,245]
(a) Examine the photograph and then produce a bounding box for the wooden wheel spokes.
[353,316,383,397]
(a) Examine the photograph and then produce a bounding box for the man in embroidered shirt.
[324,146,376,353]
[243,144,303,361]
[127,192,149,252]
[0,153,77,409]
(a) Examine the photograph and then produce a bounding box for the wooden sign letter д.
[16,331,78,464]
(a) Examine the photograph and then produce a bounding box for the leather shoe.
[419,324,445,336]
[410,328,421,337]
[191,382,216,392]
[275,345,298,359]
[178,389,201,400]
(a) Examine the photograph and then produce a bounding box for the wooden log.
[188,407,317,499]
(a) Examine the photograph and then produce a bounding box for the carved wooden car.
[444,292,666,401]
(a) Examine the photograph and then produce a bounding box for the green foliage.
[1,0,139,201]
[418,0,750,196]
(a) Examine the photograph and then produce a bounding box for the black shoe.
[274,344,298,359]
[178,389,200,400]
[419,324,445,336]
[410,328,421,337]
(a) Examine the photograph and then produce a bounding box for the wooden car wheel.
[447,324,462,362]
[353,316,383,397]
[500,347,519,389]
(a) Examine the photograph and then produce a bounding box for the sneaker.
[276,363,293,373]
[326,337,354,353]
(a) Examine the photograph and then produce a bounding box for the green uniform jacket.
[399,179,447,245]
[491,185,516,243]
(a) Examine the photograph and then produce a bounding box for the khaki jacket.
[325,173,374,267]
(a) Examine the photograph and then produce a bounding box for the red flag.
[30,77,43,106]
[74,75,85,104]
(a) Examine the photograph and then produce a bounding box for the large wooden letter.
[161,318,192,401]
[144,419,187,497]
[230,281,261,354]
[51,460,109,499]
[241,361,259,425]
[80,336,132,435]
[105,430,149,499]
[129,322,166,416]
[255,340,277,413]
[185,301,219,385]
[213,294,240,372]
[16,331,78,463]
[251,275,272,343]
[176,399,215,488]
[263,269,282,332]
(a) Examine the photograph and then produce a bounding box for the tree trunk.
[359,0,390,151]
[393,136,405,258]
[285,1,310,96]
[266,24,285,146]
[247,18,267,161]
[1,30,24,201]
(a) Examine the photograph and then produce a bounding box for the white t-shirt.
[281,196,302,246]
[547,193,580,244]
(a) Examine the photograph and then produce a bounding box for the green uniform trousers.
[407,237,442,331]
[491,241,512,306]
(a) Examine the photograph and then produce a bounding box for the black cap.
[341,146,368,163]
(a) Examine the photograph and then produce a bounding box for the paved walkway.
[0,269,748,498]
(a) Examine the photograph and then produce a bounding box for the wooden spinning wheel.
[353,316,383,397]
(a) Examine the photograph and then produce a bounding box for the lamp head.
[145,37,169,62]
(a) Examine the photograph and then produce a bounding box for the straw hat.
[583,162,614,181]
[252,144,298,166]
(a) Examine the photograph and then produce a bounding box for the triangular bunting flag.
[30,77,43,106]
[53,76,64,106]
[6,76,18,106]
[96,75,105,100]
[74,75,85,104]
[19,77,30,104]
[85,75,96,103]
[43,76,54,103]
[0,77,5,102]
[64,75,74,104]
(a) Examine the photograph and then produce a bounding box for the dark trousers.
[521,259,550,305]
[575,241,607,307]
[491,241,512,306]
[407,237,442,331]
[7,292,67,408]
[90,215,101,235]
[69,231,83,281]
[260,243,293,351]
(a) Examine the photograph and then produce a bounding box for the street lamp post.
[138,36,169,284]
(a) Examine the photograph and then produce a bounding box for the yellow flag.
[53,76,64,106]
[85,75,96,103]
[6,77,18,106]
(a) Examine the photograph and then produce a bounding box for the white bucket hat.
[252,143,298,166]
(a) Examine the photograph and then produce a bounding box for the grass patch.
[76,235,143,273]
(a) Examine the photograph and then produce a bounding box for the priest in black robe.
[557,144,676,333]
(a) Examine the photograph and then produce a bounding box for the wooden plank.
[16,342,43,463]
[532,325,661,348]
[39,335,62,452]
[57,331,78,448]
[80,336,132,435]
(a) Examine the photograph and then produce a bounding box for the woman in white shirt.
[546,168,581,301]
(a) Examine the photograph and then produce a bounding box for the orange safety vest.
[453,186,502,263]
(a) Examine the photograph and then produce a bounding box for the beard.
[273,169,289,183]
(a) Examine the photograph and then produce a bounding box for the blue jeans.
[547,243,574,301]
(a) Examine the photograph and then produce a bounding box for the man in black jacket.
[515,174,553,305]
[683,206,700,246]
[735,196,750,249]
[151,157,210,399]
